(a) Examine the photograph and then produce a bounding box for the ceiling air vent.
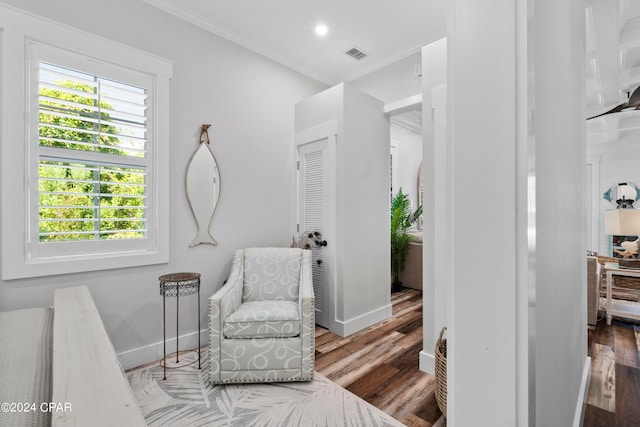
[345,46,369,61]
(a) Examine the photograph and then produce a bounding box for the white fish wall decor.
[186,124,221,247]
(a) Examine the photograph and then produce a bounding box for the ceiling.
[587,0,640,142]
[141,0,447,85]
[390,110,422,134]
[141,0,632,139]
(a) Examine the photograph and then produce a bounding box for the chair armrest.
[208,250,246,382]
[299,249,315,374]
[299,249,315,317]
[209,250,244,329]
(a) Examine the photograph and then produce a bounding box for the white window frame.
[1,6,172,279]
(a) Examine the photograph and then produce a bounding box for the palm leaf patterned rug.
[127,348,404,427]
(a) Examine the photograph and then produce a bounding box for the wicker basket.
[435,326,447,417]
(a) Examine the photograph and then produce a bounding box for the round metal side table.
[159,272,201,380]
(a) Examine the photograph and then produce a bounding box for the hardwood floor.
[315,288,444,426]
[316,289,640,426]
[585,318,640,427]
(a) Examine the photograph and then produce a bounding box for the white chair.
[208,247,315,384]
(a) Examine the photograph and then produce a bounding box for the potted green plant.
[390,188,423,292]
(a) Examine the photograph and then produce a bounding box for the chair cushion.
[242,248,302,302]
[224,301,300,338]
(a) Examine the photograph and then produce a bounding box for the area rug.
[127,349,404,427]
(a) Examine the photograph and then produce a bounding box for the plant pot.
[391,282,403,293]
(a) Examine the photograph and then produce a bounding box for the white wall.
[447,1,518,420]
[341,84,391,333]
[533,1,588,425]
[391,124,422,210]
[343,36,448,374]
[0,0,326,369]
[294,83,391,336]
[348,52,423,104]
[345,37,449,377]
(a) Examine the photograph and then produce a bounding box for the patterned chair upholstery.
[208,247,315,384]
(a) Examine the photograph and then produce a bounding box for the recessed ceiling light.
[315,24,328,37]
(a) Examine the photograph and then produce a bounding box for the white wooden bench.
[52,286,145,426]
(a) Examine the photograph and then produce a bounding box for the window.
[37,62,148,243]
[1,8,172,279]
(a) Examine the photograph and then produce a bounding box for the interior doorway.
[390,109,423,213]
[386,98,423,291]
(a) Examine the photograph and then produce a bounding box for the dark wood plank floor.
[315,288,444,426]
[585,317,640,427]
[316,289,640,426]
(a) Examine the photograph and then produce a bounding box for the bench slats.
[52,286,145,426]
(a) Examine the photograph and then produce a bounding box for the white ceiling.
[141,0,448,85]
[141,0,635,138]
[587,0,640,141]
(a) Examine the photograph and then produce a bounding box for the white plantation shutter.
[37,61,149,242]
[39,62,147,156]
[298,140,329,327]
[38,161,147,240]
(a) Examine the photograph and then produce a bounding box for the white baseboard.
[117,329,208,370]
[332,304,393,337]
[420,350,435,375]
[574,356,591,427]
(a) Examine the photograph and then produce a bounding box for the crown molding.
[141,0,335,85]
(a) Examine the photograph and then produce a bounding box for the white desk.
[604,263,640,325]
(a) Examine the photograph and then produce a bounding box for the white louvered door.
[298,139,330,327]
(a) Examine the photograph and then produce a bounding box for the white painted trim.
[573,357,592,427]
[420,39,448,414]
[587,156,600,253]
[430,82,450,387]
[140,0,333,85]
[332,304,393,337]
[142,0,443,86]
[419,350,435,375]
[294,120,338,333]
[117,329,207,371]
[384,94,422,116]
[390,139,399,196]
[0,4,173,77]
[0,6,172,279]
[294,120,338,146]
[432,85,446,108]
[515,1,532,423]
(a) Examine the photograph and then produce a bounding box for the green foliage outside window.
[38,80,146,242]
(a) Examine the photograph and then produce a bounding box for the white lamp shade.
[605,209,640,235]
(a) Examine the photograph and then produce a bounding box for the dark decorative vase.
[391,282,403,293]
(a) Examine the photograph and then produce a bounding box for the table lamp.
[605,194,640,259]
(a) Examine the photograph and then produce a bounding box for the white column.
[532,0,588,426]
[447,1,520,424]
[446,0,587,426]
[420,38,447,374]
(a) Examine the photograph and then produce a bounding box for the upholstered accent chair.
[208,247,315,384]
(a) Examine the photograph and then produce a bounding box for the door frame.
[294,120,338,332]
